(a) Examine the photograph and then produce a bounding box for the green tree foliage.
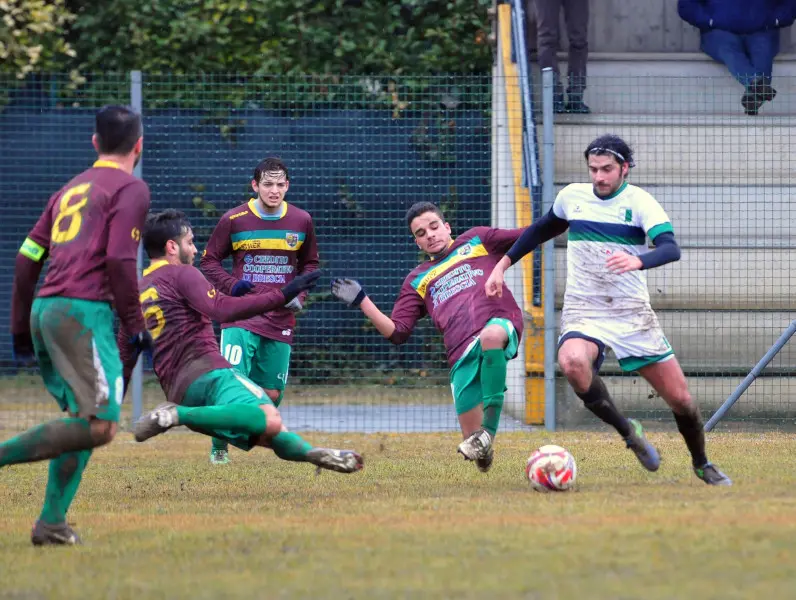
[66,0,493,75]
[0,0,77,79]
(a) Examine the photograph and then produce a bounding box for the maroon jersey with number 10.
[200,200,319,344]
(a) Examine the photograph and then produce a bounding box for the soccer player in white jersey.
[485,134,731,486]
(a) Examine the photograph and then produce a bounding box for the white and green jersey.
[553,181,673,318]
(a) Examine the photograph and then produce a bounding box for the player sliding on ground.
[486,134,731,486]
[331,202,524,472]
[2,105,153,545]
[121,210,363,475]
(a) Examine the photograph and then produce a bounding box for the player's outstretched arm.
[182,267,321,323]
[200,214,241,295]
[485,208,569,298]
[331,278,424,344]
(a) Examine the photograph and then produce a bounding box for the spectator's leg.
[741,30,779,114]
[746,30,780,84]
[700,30,756,87]
[563,0,589,113]
[535,0,565,111]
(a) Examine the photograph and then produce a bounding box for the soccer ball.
[525,444,577,492]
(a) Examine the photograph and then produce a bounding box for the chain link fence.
[534,70,796,431]
[1,69,794,433]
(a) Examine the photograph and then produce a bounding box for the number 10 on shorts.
[223,344,243,366]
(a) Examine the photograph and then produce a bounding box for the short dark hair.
[253,157,289,182]
[405,202,445,230]
[584,134,635,168]
[143,209,192,259]
[95,105,142,155]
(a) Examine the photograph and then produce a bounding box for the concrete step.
[534,310,796,371]
[536,120,796,185]
[531,55,796,116]
[548,248,794,309]
[554,375,796,428]
[548,185,795,248]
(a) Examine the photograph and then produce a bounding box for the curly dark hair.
[584,134,635,168]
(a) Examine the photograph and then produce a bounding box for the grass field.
[2,430,796,599]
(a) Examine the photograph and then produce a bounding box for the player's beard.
[178,248,194,265]
[593,179,622,198]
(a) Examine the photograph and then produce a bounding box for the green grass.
[2,431,796,599]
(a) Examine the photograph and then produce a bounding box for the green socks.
[40,449,92,525]
[0,417,94,467]
[176,404,267,438]
[211,437,229,453]
[269,431,312,462]
[480,349,508,438]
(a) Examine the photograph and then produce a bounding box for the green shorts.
[31,297,123,422]
[183,368,273,451]
[449,318,519,416]
[220,327,291,405]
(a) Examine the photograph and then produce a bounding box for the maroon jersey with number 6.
[120,261,288,404]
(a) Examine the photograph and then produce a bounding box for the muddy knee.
[558,351,593,392]
[262,404,283,438]
[90,419,117,447]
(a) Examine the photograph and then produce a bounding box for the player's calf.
[0,416,110,467]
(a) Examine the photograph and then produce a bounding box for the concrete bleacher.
[533,52,796,424]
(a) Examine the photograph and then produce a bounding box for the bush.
[0,0,77,79]
[67,0,493,76]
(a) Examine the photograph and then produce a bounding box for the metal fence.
[1,63,794,434]
[536,69,796,431]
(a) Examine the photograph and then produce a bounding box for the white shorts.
[559,315,674,373]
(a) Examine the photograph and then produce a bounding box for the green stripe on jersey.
[647,222,674,240]
[230,230,306,243]
[568,231,645,245]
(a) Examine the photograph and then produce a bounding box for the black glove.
[12,332,36,367]
[129,330,155,360]
[230,280,254,297]
[331,278,366,307]
[281,271,322,303]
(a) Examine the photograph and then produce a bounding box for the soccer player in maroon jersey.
[124,210,363,475]
[200,157,319,465]
[331,202,525,472]
[1,105,152,545]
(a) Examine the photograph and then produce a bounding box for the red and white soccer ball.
[525,444,577,492]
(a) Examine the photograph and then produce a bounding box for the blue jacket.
[678,0,796,34]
